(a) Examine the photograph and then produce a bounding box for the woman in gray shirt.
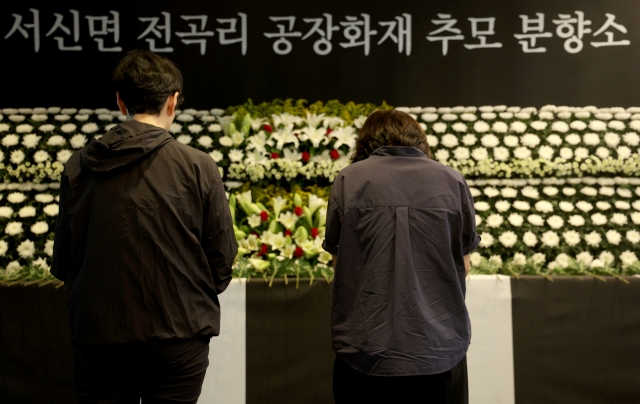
[323,110,479,403]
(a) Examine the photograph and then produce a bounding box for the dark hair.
[113,50,184,116]
[351,110,432,163]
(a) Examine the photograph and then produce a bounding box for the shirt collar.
[371,146,426,158]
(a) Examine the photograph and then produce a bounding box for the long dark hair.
[351,110,432,163]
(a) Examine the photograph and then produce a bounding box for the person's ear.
[116,92,128,115]
[165,92,179,116]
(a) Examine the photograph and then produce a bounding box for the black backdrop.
[2,0,640,109]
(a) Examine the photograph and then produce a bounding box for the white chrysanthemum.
[626,230,640,244]
[513,147,531,159]
[485,213,504,228]
[453,147,470,160]
[46,135,66,146]
[567,215,585,226]
[479,134,498,148]
[575,201,593,212]
[588,120,607,131]
[17,240,35,259]
[441,113,457,121]
[479,232,494,248]
[81,123,99,134]
[599,186,615,197]
[16,123,33,133]
[606,230,622,245]
[30,221,49,235]
[177,135,192,144]
[54,114,70,122]
[582,133,600,146]
[57,149,73,164]
[219,136,233,147]
[176,114,194,122]
[2,134,20,147]
[617,146,632,159]
[563,231,581,246]
[541,231,560,247]
[595,147,610,159]
[197,136,213,148]
[579,187,597,197]
[584,231,602,247]
[0,206,13,218]
[440,134,458,148]
[21,134,41,148]
[512,253,527,266]
[554,253,571,268]
[503,135,519,147]
[469,188,481,197]
[498,231,517,247]
[590,213,608,226]
[527,214,545,226]
[5,221,23,235]
[19,206,36,218]
[507,213,524,227]
[574,147,589,159]
[432,122,447,133]
[558,201,574,212]
[228,149,244,163]
[564,134,581,145]
[608,120,626,131]
[471,147,489,161]
[495,200,511,212]
[562,187,576,196]
[169,123,182,134]
[474,201,490,212]
[70,134,87,149]
[60,123,77,133]
[434,149,450,161]
[569,120,587,131]
[615,201,630,210]
[461,134,477,146]
[501,187,518,198]
[610,213,628,226]
[603,132,620,147]
[188,124,204,134]
[530,121,547,131]
[521,186,540,199]
[460,113,477,122]
[622,132,640,146]
[537,145,554,160]
[532,253,546,265]
[599,251,615,265]
[546,134,562,146]
[484,187,500,198]
[421,113,439,122]
[475,214,482,226]
[576,252,594,266]
[542,186,558,196]
[513,201,531,211]
[33,150,50,163]
[551,121,569,133]
[473,121,489,132]
[451,122,467,132]
[10,150,25,164]
[535,201,554,213]
[209,150,223,162]
[493,147,509,161]
[426,134,438,147]
[0,239,8,256]
[520,134,541,148]
[629,120,640,131]
[620,251,639,267]
[547,216,564,229]
[35,194,54,203]
[208,123,222,132]
[469,252,483,267]
[7,192,26,204]
[43,204,59,216]
[522,231,538,247]
[510,121,527,133]
[558,147,573,159]
[617,188,632,198]
[492,121,508,133]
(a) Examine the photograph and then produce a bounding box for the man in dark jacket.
[51,50,238,404]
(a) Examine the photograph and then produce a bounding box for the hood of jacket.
[81,120,175,172]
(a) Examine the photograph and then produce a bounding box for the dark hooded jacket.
[51,120,237,344]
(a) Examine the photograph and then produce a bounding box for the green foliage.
[225,98,393,125]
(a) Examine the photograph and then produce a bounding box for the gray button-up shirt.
[323,146,480,376]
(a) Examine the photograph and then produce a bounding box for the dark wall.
[2,0,640,108]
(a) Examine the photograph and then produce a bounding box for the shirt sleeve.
[51,171,71,282]
[202,162,238,295]
[322,178,344,256]
[461,180,481,255]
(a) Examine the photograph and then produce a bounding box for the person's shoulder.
[423,158,466,182]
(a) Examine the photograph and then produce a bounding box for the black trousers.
[333,356,468,404]
[72,337,210,404]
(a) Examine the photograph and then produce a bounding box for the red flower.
[258,244,269,256]
[301,151,310,163]
[251,231,261,238]
[271,152,280,159]
[260,211,269,222]
[294,132,299,137]
[294,247,304,258]
[330,149,340,160]
[311,227,319,239]
[284,229,292,237]
[294,206,304,216]
[263,124,273,133]
[326,128,333,136]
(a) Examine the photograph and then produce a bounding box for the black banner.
[2,0,640,108]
